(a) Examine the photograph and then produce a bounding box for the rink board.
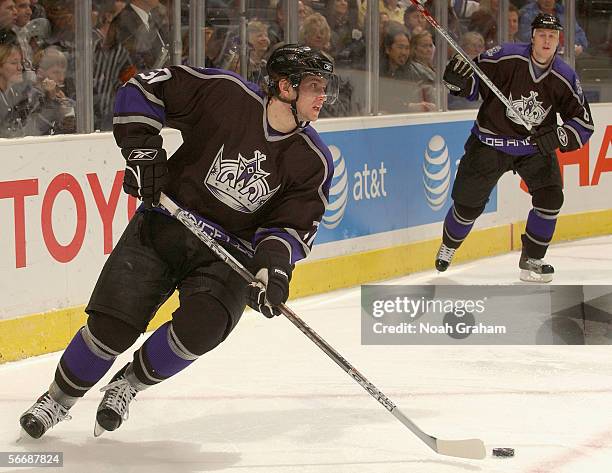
[1,105,611,362]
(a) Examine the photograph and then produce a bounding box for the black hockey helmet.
[265,43,339,105]
[531,13,563,35]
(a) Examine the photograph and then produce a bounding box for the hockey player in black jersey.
[19,44,339,439]
[435,13,594,282]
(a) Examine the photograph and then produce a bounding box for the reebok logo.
[274,268,288,280]
[128,149,158,161]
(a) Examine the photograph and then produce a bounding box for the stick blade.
[435,438,486,459]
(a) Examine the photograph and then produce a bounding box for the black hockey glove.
[122,146,168,209]
[531,125,568,155]
[443,54,474,97]
[247,251,292,318]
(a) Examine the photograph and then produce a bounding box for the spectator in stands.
[461,30,485,59]
[30,0,44,19]
[407,30,435,82]
[31,45,75,134]
[304,0,326,14]
[150,0,169,42]
[12,0,34,80]
[22,16,49,59]
[518,0,587,54]
[404,5,428,35]
[105,0,170,74]
[93,0,114,41]
[380,21,410,78]
[267,1,283,45]
[511,0,530,9]
[45,0,75,46]
[452,0,480,19]
[14,0,29,26]
[447,3,464,42]
[0,32,44,138]
[300,12,331,53]
[268,0,308,46]
[92,1,131,130]
[379,22,435,113]
[468,0,498,49]
[43,0,76,99]
[225,20,270,85]
[201,7,231,68]
[245,20,270,83]
[0,0,16,29]
[508,3,519,42]
[325,0,361,59]
[359,0,405,30]
[113,1,126,17]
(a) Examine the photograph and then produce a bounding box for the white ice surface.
[1,236,611,472]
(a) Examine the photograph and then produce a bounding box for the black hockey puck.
[492,447,515,458]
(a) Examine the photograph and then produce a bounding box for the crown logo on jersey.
[506,91,552,126]
[205,145,280,213]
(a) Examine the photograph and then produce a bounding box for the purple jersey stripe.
[254,228,306,264]
[552,58,580,88]
[189,67,265,98]
[565,119,593,146]
[114,84,166,122]
[143,322,195,379]
[467,75,480,102]
[303,126,334,200]
[62,330,115,383]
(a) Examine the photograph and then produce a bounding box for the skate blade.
[17,428,28,442]
[17,428,37,442]
[93,421,106,438]
[520,269,553,283]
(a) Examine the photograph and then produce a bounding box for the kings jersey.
[464,43,594,156]
[113,66,333,264]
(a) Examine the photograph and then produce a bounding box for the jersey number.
[138,68,172,84]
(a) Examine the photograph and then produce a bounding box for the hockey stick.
[158,192,486,460]
[409,0,532,131]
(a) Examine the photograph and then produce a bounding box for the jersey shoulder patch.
[480,42,529,61]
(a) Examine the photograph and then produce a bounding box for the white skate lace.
[437,244,456,262]
[526,258,543,267]
[522,257,549,271]
[100,377,137,421]
[27,394,72,430]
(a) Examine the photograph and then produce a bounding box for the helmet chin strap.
[276,86,309,129]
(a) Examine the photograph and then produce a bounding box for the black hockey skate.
[435,243,456,272]
[519,247,554,283]
[19,392,72,439]
[94,365,138,437]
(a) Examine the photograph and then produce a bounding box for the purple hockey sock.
[132,322,199,386]
[54,326,119,397]
[443,205,476,247]
[525,208,558,249]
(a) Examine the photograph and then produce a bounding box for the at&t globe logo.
[423,135,451,211]
[322,145,349,229]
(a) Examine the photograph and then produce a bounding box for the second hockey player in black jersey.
[435,13,594,282]
[19,44,338,438]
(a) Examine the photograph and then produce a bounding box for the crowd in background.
[0,0,609,138]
